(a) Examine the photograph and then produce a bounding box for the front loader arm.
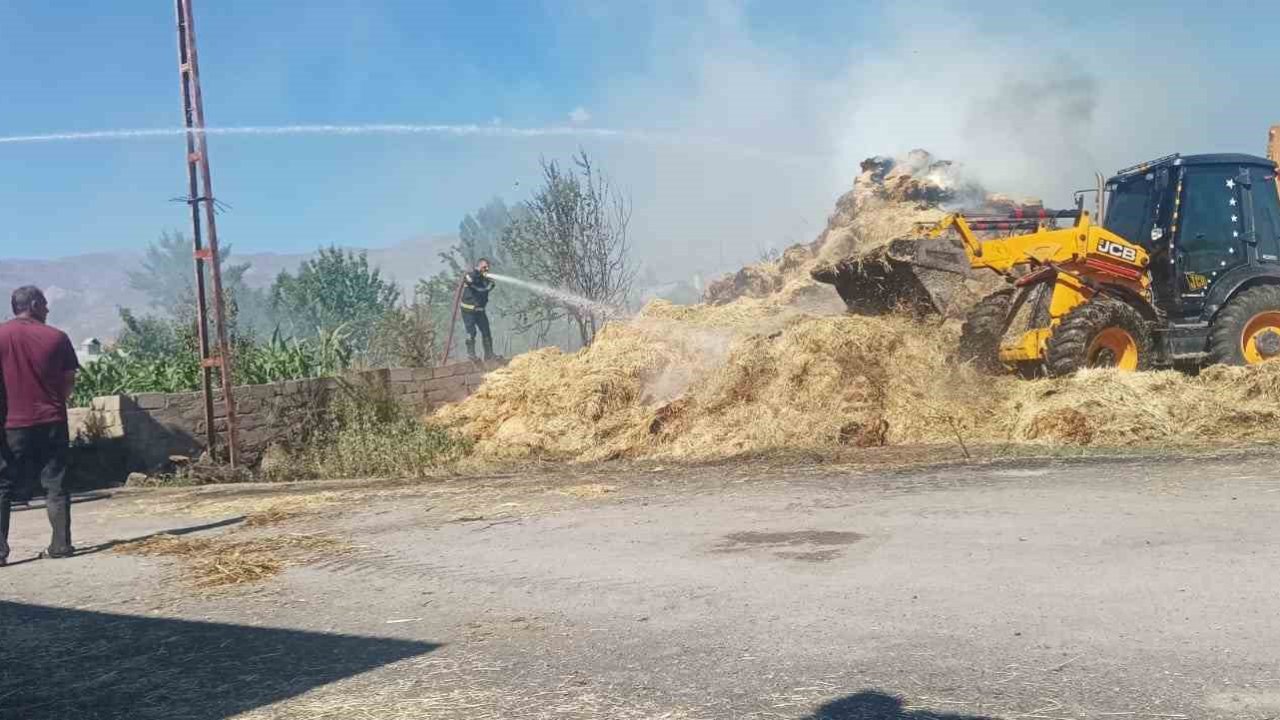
[812,207,1149,319]
[917,211,1101,276]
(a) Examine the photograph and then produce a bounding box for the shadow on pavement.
[0,516,244,569]
[73,515,247,557]
[0,601,441,720]
[802,690,997,719]
[10,490,114,512]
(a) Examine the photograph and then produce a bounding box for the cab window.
[1249,170,1280,260]
[1104,174,1154,246]
[1177,165,1245,285]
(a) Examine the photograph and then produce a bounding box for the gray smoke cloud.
[552,1,1251,282]
[6,1,1263,289]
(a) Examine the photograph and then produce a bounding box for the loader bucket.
[810,237,976,317]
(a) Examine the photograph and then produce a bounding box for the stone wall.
[67,362,490,472]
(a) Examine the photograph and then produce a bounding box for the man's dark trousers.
[462,308,494,360]
[0,422,72,560]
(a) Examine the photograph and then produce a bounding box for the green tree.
[127,231,249,316]
[270,246,401,353]
[455,198,511,269]
[124,230,275,340]
[427,197,514,300]
[227,285,277,342]
[114,308,193,358]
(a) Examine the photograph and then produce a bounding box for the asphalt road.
[3,453,1279,719]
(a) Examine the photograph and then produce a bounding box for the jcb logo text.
[1098,239,1137,263]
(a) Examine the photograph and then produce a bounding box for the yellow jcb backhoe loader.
[814,128,1280,376]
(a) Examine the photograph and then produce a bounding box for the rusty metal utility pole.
[175,0,240,467]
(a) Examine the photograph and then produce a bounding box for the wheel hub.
[1086,328,1139,370]
[1242,311,1280,364]
[1255,329,1280,358]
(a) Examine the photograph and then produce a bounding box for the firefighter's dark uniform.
[461,270,495,361]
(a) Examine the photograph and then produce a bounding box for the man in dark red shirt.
[0,286,80,565]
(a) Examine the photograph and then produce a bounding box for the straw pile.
[437,304,1280,462]
[1009,363,1280,446]
[436,300,1015,462]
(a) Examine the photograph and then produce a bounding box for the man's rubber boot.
[0,497,10,567]
[43,492,73,558]
[465,337,479,362]
[482,335,496,363]
[39,547,75,560]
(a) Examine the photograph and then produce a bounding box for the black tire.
[958,289,1015,374]
[1208,284,1280,366]
[1044,298,1153,377]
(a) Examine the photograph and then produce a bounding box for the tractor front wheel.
[1209,284,1280,365]
[957,289,1015,374]
[1044,298,1153,377]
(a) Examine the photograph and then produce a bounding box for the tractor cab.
[1103,153,1280,328]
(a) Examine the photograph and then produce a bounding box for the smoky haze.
[0,2,1271,292]
[538,2,1265,282]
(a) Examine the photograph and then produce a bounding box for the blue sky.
[1,1,1277,277]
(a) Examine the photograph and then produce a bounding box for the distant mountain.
[0,233,458,345]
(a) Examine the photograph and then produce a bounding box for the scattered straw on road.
[115,532,349,589]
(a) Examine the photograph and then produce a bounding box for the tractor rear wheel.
[1209,284,1280,365]
[958,289,1014,374]
[1044,298,1153,377]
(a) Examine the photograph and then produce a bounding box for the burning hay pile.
[437,296,1010,462]
[431,151,1280,463]
[703,150,990,309]
[704,150,1044,319]
[437,303,1280,462]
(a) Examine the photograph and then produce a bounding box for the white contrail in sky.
[0,123,822,166]
[0,124,624,143]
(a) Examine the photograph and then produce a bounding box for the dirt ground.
[3,450,1280,719]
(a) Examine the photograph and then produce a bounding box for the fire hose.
[440,275,465,365]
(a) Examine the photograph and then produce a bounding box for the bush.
[368,302,437,369]
[263,377,470,481]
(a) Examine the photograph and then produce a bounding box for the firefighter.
[461,258,496,362]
